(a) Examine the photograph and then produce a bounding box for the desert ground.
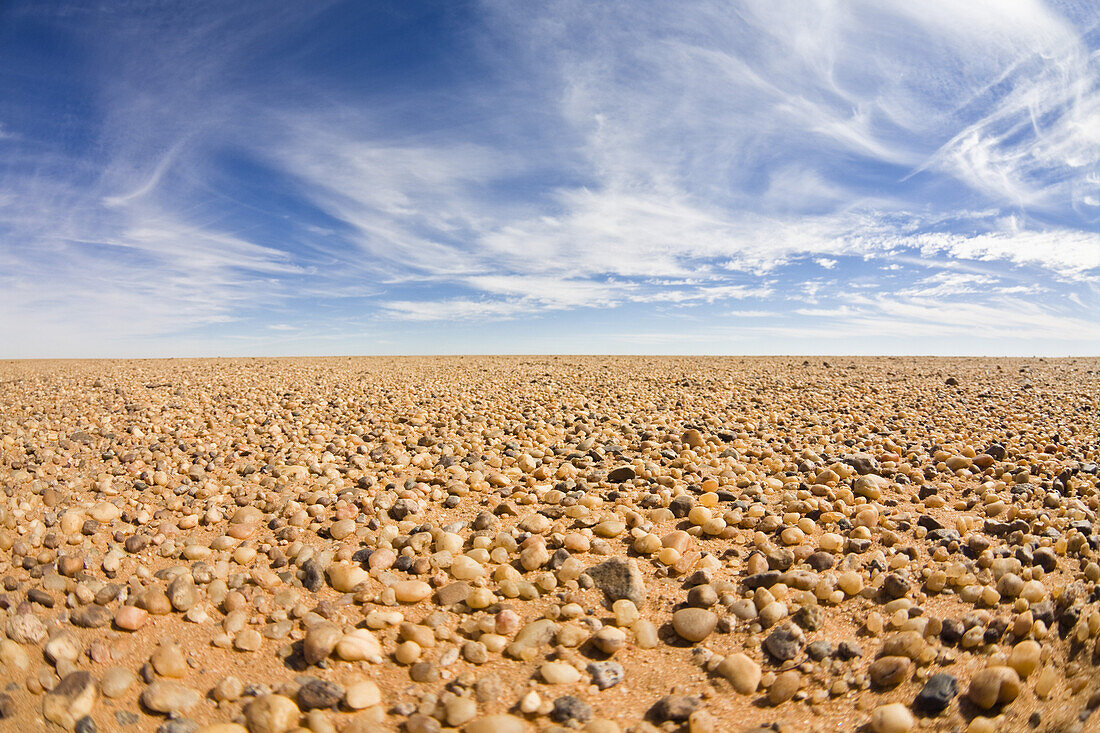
[0,356,1097,733]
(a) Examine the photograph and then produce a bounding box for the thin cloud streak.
[0,0,1097,356]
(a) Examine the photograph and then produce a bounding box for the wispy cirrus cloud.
[0,0,1097,356]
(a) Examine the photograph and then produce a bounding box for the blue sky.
[1,0,1098,357]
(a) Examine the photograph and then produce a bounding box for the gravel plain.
[0,356,1098,733]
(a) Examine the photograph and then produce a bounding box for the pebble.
[43,672,97,730]
[586,558,647,606]
[767,670,800,705]
[344,681,381,710]
[6,613,46,644]
[763,623,804,662]
[587,661,624,689]
[334,630,382,662]
[967,666,1022,709]
[869,657,912,689]
[541,661,582,684]
[151,643,187,677]
[465,715,526,733]
[914,673,957,714]
[244,694,300,733]
[717,653,761,694]
[302,623,342,665]
[672,608,717,642]
[650,695,701,723]
[140,681,202,715]
[114,606,148,631]
[870,702,914,733]
[297,679,343,710]
[101,667,137,699]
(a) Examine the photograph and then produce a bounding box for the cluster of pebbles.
[0,356,1098,733]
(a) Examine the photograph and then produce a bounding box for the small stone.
[587,661,624,689]
[672,608,717,642]
[157,720,198,733]
[591,626,626,654]
[297,678,343,710]
[632,619,659,649]
[167,576,199,612]
[244,694,300,733]
[767,670,800,705]
[550,695,592,725]
[43,671,98,730]
[234,629,262,652]
[344,681,381,710]
[436,582,471,606]
[650,695,700,723]
[101,667,137,699]
[335,630,382,663]
[915,673,957,715]
[870,702,914,733]
[71,605,112,629]
[717,653,761,695]
[300,560,324,592]
[213,676,244,702]
[151,643,187,678]
[869,657,911,689]
[329,518,356,540]
[393,580,432,603]
[326,564,368,593]
[445,697,477,727]
[541,661,582,684]
[586,558,646,606]
[140,681,202,715]
[114,606,148,631]
[1007,640,1041,678]
[607,466,636,483]
[44,633,81,665]
[6,613,46,644]
[967,666,1021,710]
[505,619,557,660]
[465,715,526,733]
[792,604,823,631]
[763,623,804,662]
[806,640,833,661]
[302,623,341,665]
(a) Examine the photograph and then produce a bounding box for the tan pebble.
[967,666,1021,709]
[870,702,914,733]
[465,714,527,733]
[717,653,761,695]
[1007,640,1040,677]
[151,642,187,677]
[326,563,369,592]
[101,667,137,698]
[335,630,382,662]
[767,670,800,705]
[114,605,148,631]
[540,661,581,684]
[445,696,478,726]
[393,580,432,603]
[966,718,997,733]
[672,608,716,642]
[1033,667,1057,698]
[245,694,300,733]
[344,680,381,710]
[632,619,659,649]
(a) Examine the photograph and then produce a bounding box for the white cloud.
[1,0,1097,355]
